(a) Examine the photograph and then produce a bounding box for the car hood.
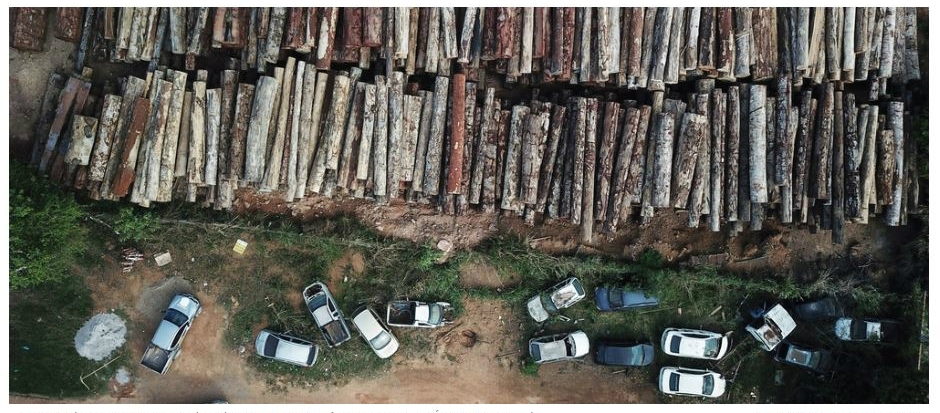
[710,374,727,397]
[526,295,550,322]
[374,334,400,359]
[570,331,590,357]
[834,318,853,340]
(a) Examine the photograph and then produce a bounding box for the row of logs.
[29,58,919,243]
[12,7,922,90]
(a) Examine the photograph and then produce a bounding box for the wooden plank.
[748,84,768,203]
[244,76,277,183]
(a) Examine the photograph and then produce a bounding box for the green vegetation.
[9,161,88,289]
[112,207,160,244]
[9,274,125,397]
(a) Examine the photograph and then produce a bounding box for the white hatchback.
[351,306,400,359]
[661,328,731,360]
[659,367,727,398]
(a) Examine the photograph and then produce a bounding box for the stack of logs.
[12,7,921,89]
[18,7,922,245]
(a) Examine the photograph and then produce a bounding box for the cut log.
[626,105,652,206]
[12,8,48,52]
[440,7,458,59]
[832,90,845,242]
[793,8,810,75]
[64,115,98,166]
[357,83,377,183]
[843,7,856,78]
[371,76,389,197]
[362,7,382,47]
[38,76,81,173]
[733,7,752,78]
[185,8,209,70]
[748,84,768,203]
[844,93,860,218]
[391,7,408,59]
[581,98,599,242]
[537,104,566,214]
[737,85,752,223]
[860,105,879,216]
[725,86,740,221]
[316,7,337,69]
[218,70,237,180]
[55,7,83,42]
[337,81,366,193]
[261,57,295,191]
[647,8,673,91]
[672,112,708,210]
[458,7,478,63]
[401,93,424,185]
[114,8,135,59]
[664,7,685,85]
[229,84,253,181]
[138,79,172,204]
[187,78,207,190]
[636,7,657,89]
[520,7,534,74]
[595,102,620,222]
[780,106,799,223]
[481,103,504,210]
[203,88,222,188]
[156,70,187,201]
[521,106,549,206]
[405,7,419,74]
[88,94,122,181]
[470,87,495,203]
[716,8,735,80]
[810,82,834,200]
[684,7,702,70]
[709,90,726,231]
[698,7,716,71]
[879,8,896,79]
[606,106,638,231]
[825,7,842,80]
[244,75,277,183]
[423,76,450,195]
[855,8,873,81]
[547,102,572,218]
[560,7,576,81]
[607,7,621,76]
[340,7,362,50]
[110,98,151,197]
[792,91,814,210]
[262,7,287,67]
[570,98,587,223]
[29,72,66,168]
[425,7,441,73]
[322,72,352,186]
[303,70,329,193]
[884,101,904,225]
[501,105,529,211]
[751,7,778,81]
[411,90,433,192]
[447,73,467,194]
[386,72,405,198]
[167,8,187,54]
[243,8,258,69]
[774,76,792,187]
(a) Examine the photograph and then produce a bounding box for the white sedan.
[661,328,731,360]
[659,367,727,398]
[351,306,400,359]
[528,330,590,364]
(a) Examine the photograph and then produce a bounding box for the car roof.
[352,308,385,338]
[257,330,316,365]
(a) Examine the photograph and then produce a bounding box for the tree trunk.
[698,7,716,71]
[203,88,222,188]
[780,107,798,223]
[825,7,843,80]
[458,7,478,64]
[884,101,904,225]
[709,90,725,231]
[440,7,458,59]
[664,7,685,85]
[520,8,534,74]
[187,78,207,190]
[842,7,856,79]
[318,72,351,193]
[481,103,503,211]
[624,8,644,87]
[337,81,365,193]
[725,86,740,221]
[537,104,566,214]
[401,93,424,185]
[284,62,306,200]
[261,57,295,191]
[879,8,896,79]
[581,98,598,243]
[217,70,237,181]
[303,71,328,193]
[594,102,620,221]
[356,83,377,184]
[110,98,151,197]
[174,91,193,179]
[371,76,389,198]
[606,106,638,232]
[244,75,277,183]
[156,70,187,201]
[447,73,467,194]
[316,7,337,69]
[185,8,209,70]
[470,87,495,203]
[64,115,98,166]
[732,7,751,78]
[648,8,674,91]
[626,105,652,206]
[88,95,122,181]
[831,90,845,243]
[635,8,656,89]
[844,93,861,218]
[501,105,529,211]
[570,98,587,223]
[716,7,735,80]
[748,84,768,203]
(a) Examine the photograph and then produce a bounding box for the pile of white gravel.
[74,313,127,361]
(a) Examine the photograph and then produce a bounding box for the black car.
[594,286,659,311]
[773,342,833,374]
[593,339,654,366]
[793,297,843,321]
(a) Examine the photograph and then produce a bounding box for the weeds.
[112,207,161,244]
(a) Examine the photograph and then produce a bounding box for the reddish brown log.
[751,7,778,81]
[111,98,151,197]
[362,7,382,47]
[55,7,83,42]
[496,7,515,58]
[285,7,306,50]
[214,8,247,48]
[316,7,338,69]
[560,7,576,81]
[341,7,362,49]
[12,8,48,51]
[445,73,468,194]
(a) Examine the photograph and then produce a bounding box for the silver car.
[254,329,319,367]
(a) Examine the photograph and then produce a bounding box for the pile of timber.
[28,55,920,244]
[11,7,922,90]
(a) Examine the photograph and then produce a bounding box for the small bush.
[112,207,160,244]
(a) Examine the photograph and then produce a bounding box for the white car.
[526,277,586,322]
[528,330,590,364]
[351,306,400,359]
[659,367,727,398]
[254,329,319,367]
[661,328,731,360]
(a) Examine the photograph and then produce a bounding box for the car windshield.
[608,287,624,308]
[428,305,442,325]
[163,308,188,327]
[703,337,720,358]
[702,375,714,395]
[670,336,681,354]
[541,293,558,312]
[669,373,680,392]
[370,331,392,350]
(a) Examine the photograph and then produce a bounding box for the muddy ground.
[7,21,923,406]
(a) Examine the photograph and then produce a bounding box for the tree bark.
[156,70,187,201]
[751,7,777,81]
[314,72,351,193]
[594,102,620,222]
[884,101,904,225]
[284,61,306,200]
[203,88,222,188]
[520,7,534,74]
[685,7,702,70]
[229,84,253,182]
[88,95,122,181]
[482,104,504,211]
[626,105,652,206]
[303,71,329,193]
[400,93,423,185]
[733,7,751,78]
[187,78,207,189]
[636,8,657,89]
[648,8,674,91]
[371,76,389,198]
[501,105,529,211]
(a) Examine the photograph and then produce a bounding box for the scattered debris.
[121,247,143,273]
[154,251,172,267]
[686,253,729,267]
[233,239,248,254]
[436,239,453,253]
[74,313,127,361]
[115,367,131,384]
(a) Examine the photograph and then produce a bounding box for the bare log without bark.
[423,76,450,195]
[372,76,389,197]
[501,105,529,212]
[64,116,98,166]
[89,95,123,181]
[244,76,277,183]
